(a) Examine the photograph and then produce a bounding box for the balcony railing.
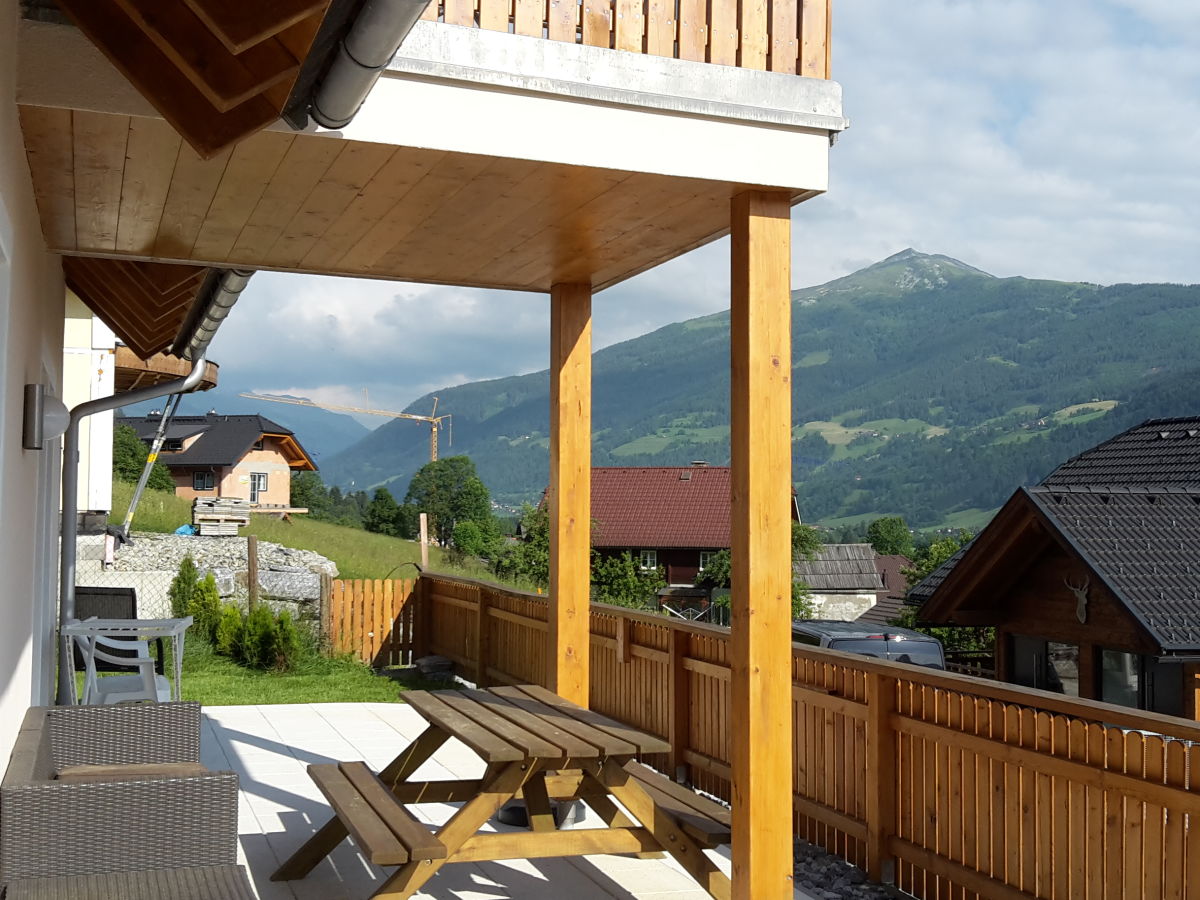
[367,573,1200,899]
[419,0,832,77]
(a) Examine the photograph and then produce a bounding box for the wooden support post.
[548,282,592,706]
[419,512,429,569]
[246,534,259,612]
[865,672,897,882]
[1184,663,1200,720]
[668,627,690,782]
[476,587,491,688]
[729,189,793,900]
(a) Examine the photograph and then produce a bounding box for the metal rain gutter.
[176,268,254,361]
[310,0,432,129]
[55,353,210,705]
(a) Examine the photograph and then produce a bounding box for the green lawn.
[180,641,407,705]
[111,481,443,579]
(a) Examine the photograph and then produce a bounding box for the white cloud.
[208,0,1200,414]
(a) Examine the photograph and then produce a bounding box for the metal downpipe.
[55,354,209,705]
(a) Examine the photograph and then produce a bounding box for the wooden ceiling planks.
[53,0,331,158]
[63,257,210,359]
[24,108,775,292]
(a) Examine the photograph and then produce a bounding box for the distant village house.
[124,412,316,508]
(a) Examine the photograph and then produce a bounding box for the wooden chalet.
[912,417,1200,718]
[588,464,801,586]
[792,543,883,620]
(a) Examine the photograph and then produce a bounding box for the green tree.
[866,516,915,557]
[404,456,497,545]
[591,552,665,609]
[290,471,331,518]
[491,503,549,589]
[895,530,991,652]
[112,423,174,491]
[363,487,401,536]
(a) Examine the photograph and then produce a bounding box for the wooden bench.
[309,762,447,866]
[623,761,732,849]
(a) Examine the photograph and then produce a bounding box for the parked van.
[791,620,945,669]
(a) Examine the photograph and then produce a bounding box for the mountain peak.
[795,249,994,303]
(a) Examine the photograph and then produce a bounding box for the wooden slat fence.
[325,578,417,667]
[419,0,832,78]
[417,572,1200,899]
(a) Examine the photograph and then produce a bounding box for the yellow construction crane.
[240,393,451,462]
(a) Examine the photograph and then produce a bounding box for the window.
[193,472,214,491]
[1101,649,1140,709]
[164,439,183,451]
[639,550,657,570]
[253,439,264,450]
[250,472,268,503]
[698,551,716,571]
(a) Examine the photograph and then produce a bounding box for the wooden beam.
[729,190,793,900]
[548,282,592,706]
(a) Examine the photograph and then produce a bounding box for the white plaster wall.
[809,591,878,622]
[0,2,67,756]
[62,291,115,513]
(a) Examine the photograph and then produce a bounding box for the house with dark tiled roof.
[856,553,913,626]
[124,412,316,508]
[586,464,801,586]
[913,417,1200,718]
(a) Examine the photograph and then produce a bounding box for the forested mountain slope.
[323,250,1200,527]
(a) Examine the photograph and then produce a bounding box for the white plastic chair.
[72,631,171,704]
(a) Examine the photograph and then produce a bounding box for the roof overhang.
[268,433,319,471]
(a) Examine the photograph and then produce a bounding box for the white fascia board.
[344,76,832,189]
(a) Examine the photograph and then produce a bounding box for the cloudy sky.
[210,0,1200,425]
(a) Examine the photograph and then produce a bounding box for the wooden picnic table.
[272,685,733,900]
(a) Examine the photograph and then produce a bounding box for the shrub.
[241,605,278,670]
[169,556,199,619]
[274,610,301,671]
[214,604,243,657]
[192,573,222,641]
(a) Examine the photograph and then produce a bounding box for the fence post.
[319,574,333,656]
[413,577,431,659]
[865,671,898,883]
[667,627,690,782]
[419,513,429,569]
[246,535,259,612]
[476,587,491,688]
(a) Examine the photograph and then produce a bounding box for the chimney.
[691,460,708,467]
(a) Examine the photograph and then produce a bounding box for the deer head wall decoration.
[1065,575,1090,624]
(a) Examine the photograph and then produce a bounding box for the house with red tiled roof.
[588,464,801,585]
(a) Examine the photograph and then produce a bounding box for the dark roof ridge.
[1031,484,1200,496]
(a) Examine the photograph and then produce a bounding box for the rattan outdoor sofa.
[1,702,252,898]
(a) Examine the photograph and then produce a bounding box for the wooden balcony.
[327,573,1200,900]
[417,0,832,78]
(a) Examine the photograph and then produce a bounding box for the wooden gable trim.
[264,433,318,471]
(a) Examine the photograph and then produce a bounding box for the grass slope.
[111,481,441,579]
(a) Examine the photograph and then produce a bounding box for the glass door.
[250,472,267,504]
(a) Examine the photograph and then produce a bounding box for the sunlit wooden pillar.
[729,190,793,899]
[548,282,592,706]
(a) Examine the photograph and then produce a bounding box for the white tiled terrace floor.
[202,703,815,900]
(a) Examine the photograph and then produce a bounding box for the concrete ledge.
[389,21,848,132]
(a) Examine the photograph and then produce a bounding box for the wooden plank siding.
[327,579,417,667]
[416,0,832,77]
[19,109,802,294]
[414,571,1200,899]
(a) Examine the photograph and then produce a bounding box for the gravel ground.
[794,839,906,899]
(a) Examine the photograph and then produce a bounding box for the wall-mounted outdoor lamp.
[22,384,70,450]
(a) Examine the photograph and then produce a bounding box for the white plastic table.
[61,616,193,704]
